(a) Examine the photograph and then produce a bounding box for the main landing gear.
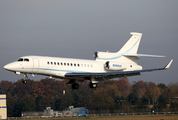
[89,78,98,89]
[70,82,97,89]
[89,82,97,88]
[67,79,98,89]
[67,80,79,89]
[72,83,79,89]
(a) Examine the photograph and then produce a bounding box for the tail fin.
[95,32,164,64]
[117,32,142,55]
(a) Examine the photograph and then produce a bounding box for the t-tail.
[117,32,142,55]
[94,32,165,64]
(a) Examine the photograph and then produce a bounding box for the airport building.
[0,94,7,119]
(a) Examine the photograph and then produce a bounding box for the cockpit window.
[17,58,23,61]
[17,58,29,62]
[24,58,29,62]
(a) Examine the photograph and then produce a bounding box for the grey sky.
[0,0,177,85]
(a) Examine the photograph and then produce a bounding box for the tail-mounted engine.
[104,61,127,71]
[94,51,118,59]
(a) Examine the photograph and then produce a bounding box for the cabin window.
[77,64,80,67]
[67,63,69,66]
[54,62,56,65]
[57,62,59,65]
[64,63,66,66]
[47,62,49,64]
[51,62,53,65]
[71,63,73,66]
[61,63,63,66]
[74,64,76,67]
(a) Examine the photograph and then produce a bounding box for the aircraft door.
[32,58,39,73]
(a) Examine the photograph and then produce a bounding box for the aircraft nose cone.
[4,62,20,72]
[4,63,15,71]
[4,64,10,70]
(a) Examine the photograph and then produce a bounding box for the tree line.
[0,78,178,117]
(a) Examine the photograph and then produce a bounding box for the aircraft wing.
[65,59,173,80]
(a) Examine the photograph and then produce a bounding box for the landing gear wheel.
[23,80,27,84]
[72,83,79,89]
[22,74,28,84]
[89,82,97,88]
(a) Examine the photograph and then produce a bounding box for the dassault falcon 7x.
[4,32,173,89]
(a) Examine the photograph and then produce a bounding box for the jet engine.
[94,51,118,59]
[104,61,127,71]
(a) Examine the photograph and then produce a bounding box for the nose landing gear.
[23,80,27,84]
[23,74,28,84]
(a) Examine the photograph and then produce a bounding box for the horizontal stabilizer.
[124,54,165,57]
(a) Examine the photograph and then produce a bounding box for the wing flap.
[65,68,160,78]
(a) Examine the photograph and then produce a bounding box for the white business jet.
[4,32,173,89]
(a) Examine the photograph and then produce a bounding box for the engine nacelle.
[104,61,127,71]
[94,51,118,59]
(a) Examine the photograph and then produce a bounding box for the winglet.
[163,59,173,69]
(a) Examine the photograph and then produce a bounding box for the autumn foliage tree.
[0,78,178,117]
[115,77,131,97]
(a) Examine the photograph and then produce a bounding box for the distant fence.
[8,111,178,119]
[89,111,178,117]
[88,108,178,114]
